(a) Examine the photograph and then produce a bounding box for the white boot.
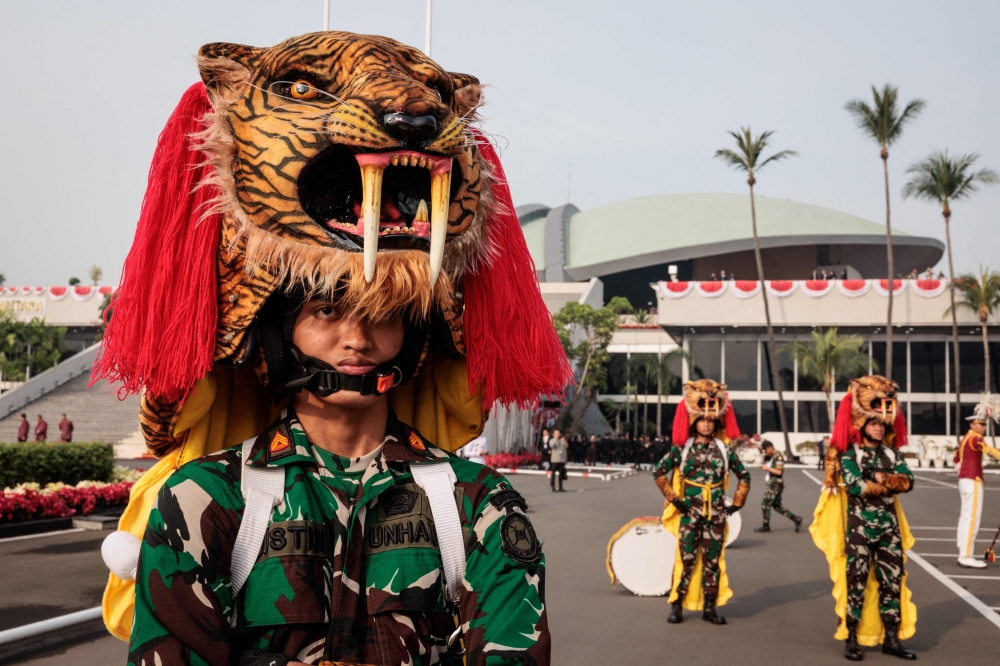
[958,556,987,569]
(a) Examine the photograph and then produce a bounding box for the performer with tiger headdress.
[810,375,917,661]
[95,31,569,666]
[653,379,750,625]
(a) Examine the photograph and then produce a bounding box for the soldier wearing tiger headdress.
[810,375,917,661]
[94,32,569,666]
[653,379,750,626]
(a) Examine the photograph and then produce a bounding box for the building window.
[690,340,722,382]
[606,354,629,395]
[761,343,794,391]
[730,400,757,437]
[760,400,794,434]
[910,342,946,393]
[959,341,987,394]
[871,342,907,388]
[910,402,947,435]
[798,401,831,433]
[725,341,758,390]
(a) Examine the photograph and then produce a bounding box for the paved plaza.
[2,466,998,665]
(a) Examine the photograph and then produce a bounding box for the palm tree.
[903,151,999,441]
[845,84,925,380]
[949,267,1000,394]
[783,328,873,428]
[715,127,797,455]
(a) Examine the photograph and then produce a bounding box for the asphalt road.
[2,466,999,665]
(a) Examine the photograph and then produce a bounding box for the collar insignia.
[408,431,427,452]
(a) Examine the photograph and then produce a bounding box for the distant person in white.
[464,436,488,465]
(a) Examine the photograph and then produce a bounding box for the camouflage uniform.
[760,451,796,526]
[840,445,914,624]
[129,409,548,666]
[653,440,750,597]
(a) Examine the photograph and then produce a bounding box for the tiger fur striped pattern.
[139,32,494,458]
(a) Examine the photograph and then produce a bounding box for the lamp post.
[425,0,432,56]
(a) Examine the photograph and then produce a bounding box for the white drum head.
[610,520,677,596]
[725,505,742,547]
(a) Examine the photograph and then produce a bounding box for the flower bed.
[485,453,541,470]
[0,479,136,524]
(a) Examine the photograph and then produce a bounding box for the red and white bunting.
[98,286,114,296]
[48,286,68,300]
[32,286,44,295]
[912,279,947,298]
[730,280,761,299]
[659,280,693,299]
[837,279,870,298]
[19,286,31,295]
[696,281,727,298]
[71,285,95,301]
[873,279,907,297]
[766,280,797,298]
[801,279,834,298]
[4,286,16,295]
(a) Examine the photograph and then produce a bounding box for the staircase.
[0,346,143,456]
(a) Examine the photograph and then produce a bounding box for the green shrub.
[795,441,819,454]
[0,443,114,488]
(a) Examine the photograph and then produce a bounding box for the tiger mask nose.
[382,113,439,146]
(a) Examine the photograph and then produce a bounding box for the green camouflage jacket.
[840,444,914,530]
[129,409,548,666]
[763,451,785,486]
[652,439,750,514]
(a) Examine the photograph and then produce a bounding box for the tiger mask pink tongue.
[354,151,452,286]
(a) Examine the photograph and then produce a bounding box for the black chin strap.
[276,345,401,403]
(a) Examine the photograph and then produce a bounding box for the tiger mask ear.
[197,42,264,101]
[450,72,483,121]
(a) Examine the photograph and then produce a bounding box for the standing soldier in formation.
[34,414,47,442]
[654,379,750,626]
[953,396,1000,569]
[754,440,803,533]
[811,376,917,661]
[16,413,29,442]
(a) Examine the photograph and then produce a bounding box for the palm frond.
[714,148,749,172]
[903,151,999,203]
[758,149,800,170]
[715,126,794,175]
[845,83,924,148]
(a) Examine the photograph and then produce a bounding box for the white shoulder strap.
[679,438,693,471]
[231,437,285,600]
[715,439,729,478]
[410,461,466,606]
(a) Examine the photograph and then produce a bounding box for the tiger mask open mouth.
[197,32,491,291]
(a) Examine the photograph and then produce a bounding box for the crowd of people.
[15,413,73,442]
[538,429,675,469]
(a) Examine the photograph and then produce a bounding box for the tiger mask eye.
[289,80,319,101]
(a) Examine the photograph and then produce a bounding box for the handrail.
[0,343,101,418]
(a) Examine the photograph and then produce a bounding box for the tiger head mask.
[671,378,740,444]
[831,375,908,450]
[94,31,570,459]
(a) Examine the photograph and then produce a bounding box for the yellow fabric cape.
[808,480,917,647]
[659,471,733,611]
[103,358,483,640]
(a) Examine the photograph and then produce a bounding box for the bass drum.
[607,517,676,596]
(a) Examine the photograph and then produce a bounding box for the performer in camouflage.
[754,440,802,533]
[816,375,917,662]
[655,379,750,626]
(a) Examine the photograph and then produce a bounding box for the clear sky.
[1,0,998,285]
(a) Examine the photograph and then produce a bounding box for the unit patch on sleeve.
[499,513,542,564]
[489,488,528,513]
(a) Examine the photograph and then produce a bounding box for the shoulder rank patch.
[408,431,427,452]
[489,488,528,512]
[500,513,542,564]
[266,426,294,461]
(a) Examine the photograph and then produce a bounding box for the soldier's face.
[695,418,715,437]
[292,298,405,409]
[863,420,885,443]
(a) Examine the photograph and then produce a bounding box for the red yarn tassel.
[830,393,857,453]
[91,83,220,403]
[893,406,908,449]
[671,401,690,446]
[464,135,572,409]
[723,400,741,441]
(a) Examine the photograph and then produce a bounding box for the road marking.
[910,526,988,531]
[911,553,955,557]
[906,551,1000,630]
[0,528,85,543]
[801,470,823,486]
[948,574,1000,580]
[915,537,991,543]
[914,475,959,489]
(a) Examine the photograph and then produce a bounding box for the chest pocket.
[364,483,461,615]
[238,519,332,627]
